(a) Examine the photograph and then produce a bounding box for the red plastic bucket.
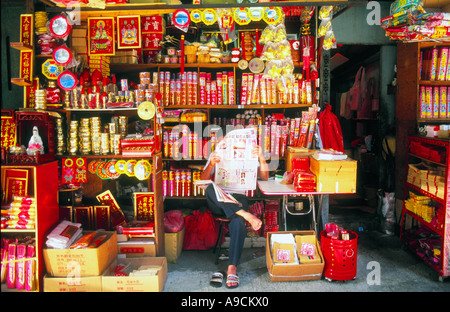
[320,230,358,281]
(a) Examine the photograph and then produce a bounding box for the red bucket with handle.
[320,230,358,281]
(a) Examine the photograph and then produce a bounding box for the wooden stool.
[213,216,231,265]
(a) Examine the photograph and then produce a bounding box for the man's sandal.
[226,274,239,289]
[210,271,225,288]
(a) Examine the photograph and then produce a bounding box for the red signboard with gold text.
[134,192,155,221]
[20,14,33,47]
[20,51,33,83]
[1,110,17,152]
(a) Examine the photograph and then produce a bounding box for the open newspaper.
[194,128,259,204]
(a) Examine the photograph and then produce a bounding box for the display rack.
[1,161,60,292]
[400,136,450,281]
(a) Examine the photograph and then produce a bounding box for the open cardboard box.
[102,257,167,292]
[43,231,117,277]
[266,231,324,282]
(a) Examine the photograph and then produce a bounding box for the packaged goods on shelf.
[162,169,194,197]
[1,237,36,291]
[110,50,138,64]
[121,135,155,157]
[381,3,450,42]
[2,196,36,230]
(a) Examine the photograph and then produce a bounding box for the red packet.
[15,244,27,289]
[25,243,36,291]
[7,243,16,289]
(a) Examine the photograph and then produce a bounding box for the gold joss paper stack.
[55,118,65,156]
[90,117,101,155]
[79,118,91,155]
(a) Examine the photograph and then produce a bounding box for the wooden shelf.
[10,42,32,51]
[10,78,32,87]
[419,80,450,86]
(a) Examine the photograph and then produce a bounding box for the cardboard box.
[118,238,156,257]
[285,147,314,172]
[44,274,102,292]
[309,157,357,193]
[102,257,167,292]
[165,226,185,263]
[266,231,324,282]
[43,231,117,277]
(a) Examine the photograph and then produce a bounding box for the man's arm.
[200,152,221,180]
[254,145,269,181]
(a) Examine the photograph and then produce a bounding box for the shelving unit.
[400,136,449,281]
[1,161,60,292]
[396,41,450,200]
[397,41,450,281]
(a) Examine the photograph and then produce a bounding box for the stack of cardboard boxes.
[43,231,168,292]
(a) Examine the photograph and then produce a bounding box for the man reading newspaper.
[198,128,269,288]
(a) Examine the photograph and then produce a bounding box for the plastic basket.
[320,230,358,281]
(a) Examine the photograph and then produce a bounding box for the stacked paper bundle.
[270,233,299,264]
[45,220,83,249]
[293,171,316,192]
[5,196,36,230]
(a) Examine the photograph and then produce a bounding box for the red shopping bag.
[318,104,345,153]
[183,210,218,250]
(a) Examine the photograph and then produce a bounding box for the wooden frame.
[117,15,141,49]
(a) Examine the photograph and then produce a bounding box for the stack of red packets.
[290,154,316,192]
[2,196,36,230]
[1,237,37,291]
[293,171,316,192]
[120,221,155,237]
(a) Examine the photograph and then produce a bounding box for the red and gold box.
[121,137,155,157]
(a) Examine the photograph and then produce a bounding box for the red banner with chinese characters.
[20,51,33,83]
[1,111,17,152]
[134,192,155,221]
[20,14,33,46]
[24,77,39,109]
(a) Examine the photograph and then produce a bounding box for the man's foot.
[236,210,262,231]
[226,265,239,289]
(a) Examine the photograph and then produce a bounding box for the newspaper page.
[214,128,259,193]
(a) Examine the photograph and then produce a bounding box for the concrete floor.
[164,205,450,293]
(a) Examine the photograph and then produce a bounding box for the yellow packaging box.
[310,157,357,193]
[102,257,167,292]
[43,274,102,292]
[43,231,117,277]
[164,226,185,263]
